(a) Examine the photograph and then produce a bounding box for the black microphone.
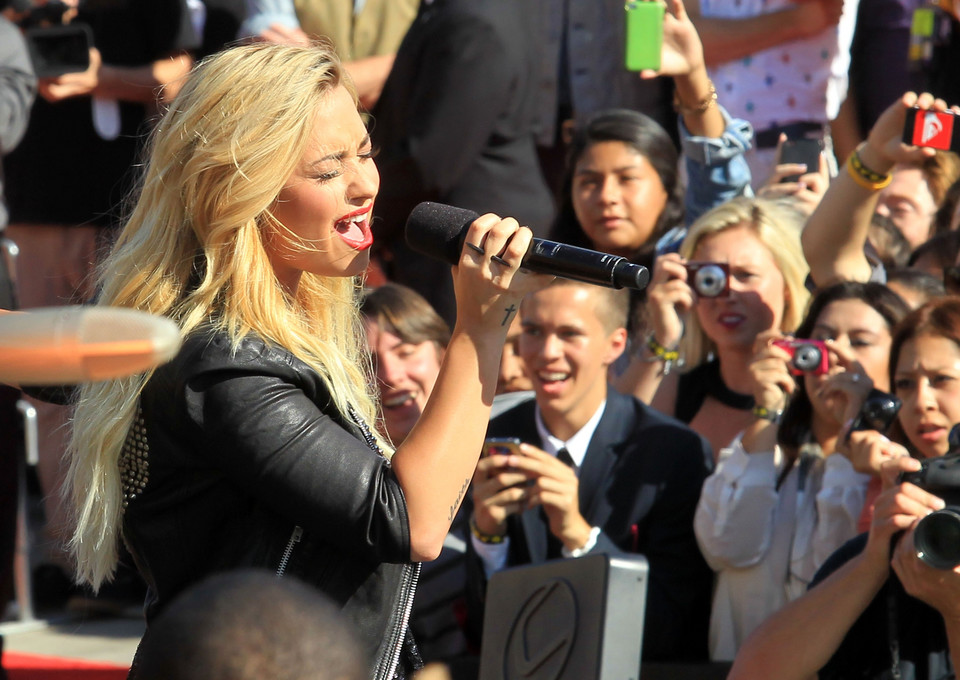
[405,202,650,290]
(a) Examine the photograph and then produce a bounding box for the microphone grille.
[405,202,480,265]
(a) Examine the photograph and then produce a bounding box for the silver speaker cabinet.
[479,553,649,680]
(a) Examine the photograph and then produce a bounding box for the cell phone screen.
[779,139,822,183]
[903,107,958,151]
[482,438,522,457]
[24,24,92,78]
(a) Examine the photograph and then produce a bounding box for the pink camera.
[772,338,829,376]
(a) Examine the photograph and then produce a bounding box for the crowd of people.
[1,0,960,679]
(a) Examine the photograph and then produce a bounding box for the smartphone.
[24,24,92,78]
[625,1,664,72]
[779,138,822,183]
[482,437,522,457]
[902,107,959,152]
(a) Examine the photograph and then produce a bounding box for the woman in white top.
[694,281,909,661]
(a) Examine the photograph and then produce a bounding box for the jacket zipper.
[347,404,418,679]
[275,525,303,577]
[374,561,421,680]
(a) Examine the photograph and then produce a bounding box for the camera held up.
[685,262,729,298]
[900,424,960,570]
[772,338,829,376]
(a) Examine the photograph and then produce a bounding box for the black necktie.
[556,447,575,469]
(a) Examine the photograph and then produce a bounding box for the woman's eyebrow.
[312,134,372,164]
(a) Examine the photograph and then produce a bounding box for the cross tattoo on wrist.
[502,304,517,326]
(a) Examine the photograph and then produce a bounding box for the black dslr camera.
[899,424,960,570]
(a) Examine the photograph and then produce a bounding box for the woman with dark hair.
[695,281,909,661]
[550,109,685,264]
[730,296,960,679]
[548,0,752,274]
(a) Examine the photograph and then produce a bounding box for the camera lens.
[694,265,726,297]
[793,344,823,372]
[914,508,960,570]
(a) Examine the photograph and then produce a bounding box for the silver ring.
[851,374,861,383]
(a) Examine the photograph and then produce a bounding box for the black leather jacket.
[122,330,420,679]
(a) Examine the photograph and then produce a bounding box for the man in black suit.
[468,279,713,663]
[369,0,554,325]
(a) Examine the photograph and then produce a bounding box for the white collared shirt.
[534,399,606,473]
[473,401,607,577]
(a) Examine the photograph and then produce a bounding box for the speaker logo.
[503,578,578,679]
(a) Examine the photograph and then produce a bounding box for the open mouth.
[917,423,946,439]
[535,370,571,394]
[717,313,744,329]
[382,390,417,410]
[335,210,373,250]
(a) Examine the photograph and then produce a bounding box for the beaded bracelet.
[847,146,892,191]
[642,334,682,375]
[752,404,783,424]
[470,516,505,544]
[673,80,717,116]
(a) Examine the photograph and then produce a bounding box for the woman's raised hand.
[645,253,694,350]
[640,0,703,80]
[841,429,909,476]
[815,339,874,425]
[861,92,959,173]
[864,456,945,567]
[758,136,831,217]
[452,214,553,334]
[749,330,796,414]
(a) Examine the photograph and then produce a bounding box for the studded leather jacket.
[121,330,421,679]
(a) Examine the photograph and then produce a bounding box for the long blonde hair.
[678,197,810,369]
[67,42,385,588]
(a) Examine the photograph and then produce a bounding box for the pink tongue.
[338,220,363,241]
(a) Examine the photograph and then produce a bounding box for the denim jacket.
[656,105,755,254]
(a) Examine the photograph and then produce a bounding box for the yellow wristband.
[752,404,783,423]
[645,334,679,362]
[470,516,505,544]
[847,147,892,190]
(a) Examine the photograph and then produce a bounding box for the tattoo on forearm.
[502,304,517,327]
[448,477,471,521]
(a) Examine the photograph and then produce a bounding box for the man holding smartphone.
[466,279,714,663]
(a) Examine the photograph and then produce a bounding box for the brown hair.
[919,151,960,208]
[889,296,960,384]
[361,283,451,349]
